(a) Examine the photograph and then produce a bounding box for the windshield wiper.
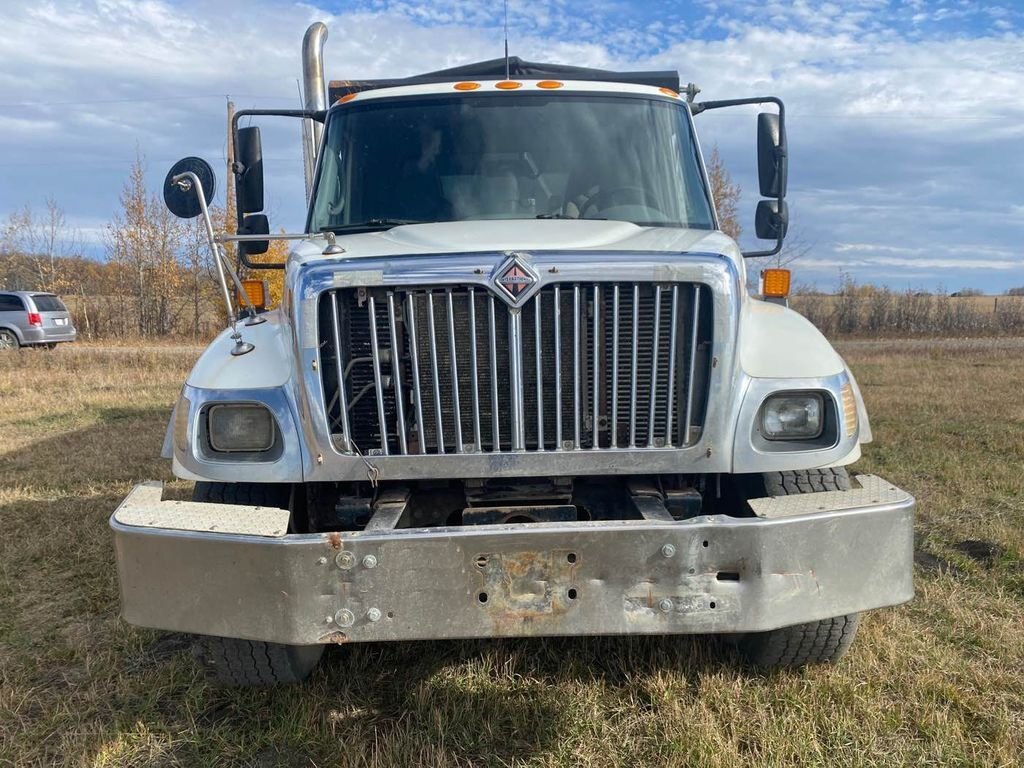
[320,218,426,233]
[536,213,607,220]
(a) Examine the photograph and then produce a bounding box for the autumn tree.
[706,146,741,241]
[106,155,186,337]
[1,198,78,292]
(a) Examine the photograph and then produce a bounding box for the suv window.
[0,294,26,311]
[30,294,66,312]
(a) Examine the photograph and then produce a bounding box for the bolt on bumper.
[110,476,914,646]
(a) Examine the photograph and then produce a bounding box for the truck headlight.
[208,404,276,452]
[761,393,823,440]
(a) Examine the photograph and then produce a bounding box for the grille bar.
[386,293,408,454]
[319,281,711,456]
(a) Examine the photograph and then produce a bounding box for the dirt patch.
[954,539,1005,568]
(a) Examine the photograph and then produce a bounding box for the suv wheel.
[189,482,323,686]
[738,467,862,668]
[0,329,19,350]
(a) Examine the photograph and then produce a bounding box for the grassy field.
[1,340,1022,767]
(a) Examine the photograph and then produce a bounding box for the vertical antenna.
[503,0,510,80]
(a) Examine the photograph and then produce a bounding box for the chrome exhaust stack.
[301,22,329,201]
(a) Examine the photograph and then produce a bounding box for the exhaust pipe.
[301,22,328,201]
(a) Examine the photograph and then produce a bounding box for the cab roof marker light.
[660,87,680,98]
[454,82,481,90]
[337,92,358,104]
[495,80,522,90]
[536,80,563,89]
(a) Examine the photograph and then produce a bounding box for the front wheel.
[189,482,322,686]
[738,614,860,668]
[737,467,861,668]
[0,329,19,351]
[192,635,324,687]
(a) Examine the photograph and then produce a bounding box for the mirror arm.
[172,171,236,327]
[170,171,258,354]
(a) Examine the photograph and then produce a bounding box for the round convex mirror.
[163,157,217,219]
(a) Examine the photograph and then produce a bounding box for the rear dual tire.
[190,482,323,686]
[737,467,862,668]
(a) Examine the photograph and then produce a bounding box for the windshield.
[310,93,715,233]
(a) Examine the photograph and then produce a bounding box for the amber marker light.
[238,279,268,312]
[337,92,358,104]
[495,80,522,89]
[537,80,563,89]
[841,383,858,437]
[454,82,480,90]
[761,268,792,299]
[659,87,680,98]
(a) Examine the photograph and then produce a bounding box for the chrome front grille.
[317,282,712,456]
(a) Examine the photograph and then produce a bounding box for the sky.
[0,0,1022,292]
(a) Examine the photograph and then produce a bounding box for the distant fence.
[791,291,1024,338]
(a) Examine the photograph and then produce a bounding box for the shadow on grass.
[0,405,173,494]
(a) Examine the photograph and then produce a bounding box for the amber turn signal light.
[761,268,791,298]
[238,279,268,311]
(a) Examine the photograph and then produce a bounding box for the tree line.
[3,151,1020,341]
[0,157,285,340]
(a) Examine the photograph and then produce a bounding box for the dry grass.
[1,341,1023,767]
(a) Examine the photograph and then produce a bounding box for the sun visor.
[328,57,680,103]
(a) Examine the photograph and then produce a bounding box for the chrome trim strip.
[367,295,389,455]
[488,295,500,451]
[665,285,680,447]
[573,284,582,449]
[592,285,601,450]
[611,284,620,447]
[535,292,544,449]
[554,285,564,450]
[509,310,525,451]
[386,292,408,454]
[446,290,464,453]
[426,292,445,454]
[684,284,701,445]
[629,283,639,448]
[405,293,426,455]
[647,285,663,447]
[329,291,351,449]
[469,288,482,450]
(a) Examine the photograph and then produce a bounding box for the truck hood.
[291,220,740,264]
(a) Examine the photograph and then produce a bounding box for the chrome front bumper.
[110,476,914,646]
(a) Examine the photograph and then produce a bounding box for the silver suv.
[0,291,77,350]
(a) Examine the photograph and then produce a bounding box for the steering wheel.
[579,185,663,218]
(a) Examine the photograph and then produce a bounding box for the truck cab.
[110,24,914,686]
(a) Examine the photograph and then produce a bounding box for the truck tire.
[193,635,324,687]
[190,482,323,686]
[738,467,861,668]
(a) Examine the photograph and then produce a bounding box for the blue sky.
[0,0,1022,292]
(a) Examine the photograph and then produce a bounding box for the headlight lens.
[761,393,824,440]
[208,404,275,452]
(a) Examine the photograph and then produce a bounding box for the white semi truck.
[111,23,914,685]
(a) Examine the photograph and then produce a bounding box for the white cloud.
[0,0,1021,292]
